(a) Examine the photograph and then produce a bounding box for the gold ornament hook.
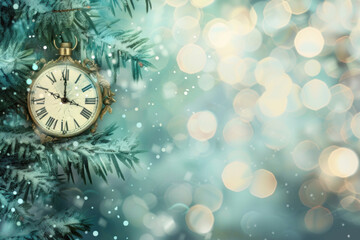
[53,36,78,51]
[72,36,78,50]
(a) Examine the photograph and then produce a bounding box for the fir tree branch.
[0,124,142,184]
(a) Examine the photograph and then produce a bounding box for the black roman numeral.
[35,107,48,120]
[82,84,92,92]
[46,72,57,84]
[62,68,69,81]
[36,86,48,91]
[80,108,92,119]
[85,98,96,104]
[74,119,80,128]
[61,120,69,134]
[32,98,45,105]
[45,117,55,128]
[75,74,82,84]
[53,119,58,130]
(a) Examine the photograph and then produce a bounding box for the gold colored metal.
[53,36,78,56]
[27,41,114,142]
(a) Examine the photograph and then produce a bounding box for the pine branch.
[0,211,90,240]
[83,18,154,81]
[0,124,142,184]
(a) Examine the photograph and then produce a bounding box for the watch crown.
[59,42,73,56]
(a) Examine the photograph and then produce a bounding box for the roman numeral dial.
[28,64,101,138]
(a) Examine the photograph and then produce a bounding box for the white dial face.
[28,63,101,137]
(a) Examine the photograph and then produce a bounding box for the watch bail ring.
[53,36,78,55]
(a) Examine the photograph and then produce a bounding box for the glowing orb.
[258,93,287,117]
[233,89,259,122]
[295,27,324,58]
[328,84,354,113]
[187,111,217,141]
[229,7,257,35]
[172,16,200,44]
[328,147,359,178]
[304,206,333,233]
[263,0,292,29]
[292,140,320,171]
[166,0,187,7]
[249,169,277,198]
[223,118,253,144]
[304,59,321,77]
[186,205,214,234]
[300,79,331,110]
[190,0,214,8]
[299,179,327,207]
[222,161,253,192]
[177,44,207,74]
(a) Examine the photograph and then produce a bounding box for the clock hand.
[37,87,60,99]
[69,100,85,109]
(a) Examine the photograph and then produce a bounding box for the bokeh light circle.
[292,140,320,171]
[300,79,331,110]
[222,161,253,192]
[223,118,253,144]
[249,169,277,198]
[263,0,292,29]
[233,89,259,122]
[187,111,217,141]
[304,59,321,77]
[304,206,333,234]
[299,179,327,207]
[185,205,214,234]
[177,44,207,74]
[294,27,324,58]
[328,147,359,178]
[190,0,214,8]
[328,84,354,113]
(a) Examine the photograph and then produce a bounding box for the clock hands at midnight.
[36,86,61,99]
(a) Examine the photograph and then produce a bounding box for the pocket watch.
[27,38,115,142]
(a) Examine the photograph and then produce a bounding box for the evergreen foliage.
[0,0,151,238]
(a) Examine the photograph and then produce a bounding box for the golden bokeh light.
[222,161,253,192]
[263,0,292,29]
[350,112,360,139]
[286,84,303,112]
[319,145,339,176]
[187,111,217,141]
[285,0,312,15]
[249,169,277,198]
[292,140,320,171]
[164,183,193,206]
[198,73,215,91]
[217,56,244,85]
[190,0,214,8]
[328,147,359,178]
[258,92,287,118]
[177,44,207,74]
[299,179,327,207]
[340,195,360,212]
[233,89,259,123]
[204,19,233,49]
[229,7,257,35]
[304,206,333,233]
[294,27,324,58]
[166,0,188,7]
[300,79,331,110]
[255,57,284,86]
[185,205,214,234]
[327,84,354,113]
[223,118,253,144]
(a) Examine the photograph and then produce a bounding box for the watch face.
[28,63,102,137]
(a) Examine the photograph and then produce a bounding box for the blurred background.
[71,0,360,239]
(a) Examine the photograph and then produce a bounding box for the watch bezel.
[27,58,103,138]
